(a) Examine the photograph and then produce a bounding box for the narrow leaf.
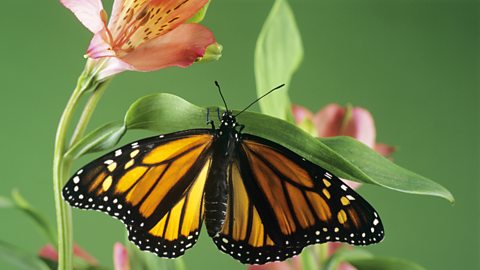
[0,241,50,270]
[122,93,453,202]
[11,190,57,244]
[349,257,426,270]
[320,136,454,202]
[255,0,303,120]
[66,122,126,159]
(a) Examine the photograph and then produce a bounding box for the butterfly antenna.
[215,81,229,112]
[234,84,285,117]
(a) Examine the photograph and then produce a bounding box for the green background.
[0,0,478,269]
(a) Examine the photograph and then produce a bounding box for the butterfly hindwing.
[212,134,384,264]
[62,129,214,258]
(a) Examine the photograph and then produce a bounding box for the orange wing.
[212,134,384,264]
[63,129,214,258]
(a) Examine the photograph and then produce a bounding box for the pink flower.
[293,104,395,186]
[39,242,130,270]
[248,256,301,270]
[61,0,217,80]
[39,243,98,266]
[113,242,130,270]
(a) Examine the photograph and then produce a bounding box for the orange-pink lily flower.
[61,0,216,80]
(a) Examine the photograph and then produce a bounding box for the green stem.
[53,63,101,269]
[53,82,85,270]
[69,79,110,147]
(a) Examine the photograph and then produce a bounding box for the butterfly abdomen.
[204,128,238,237]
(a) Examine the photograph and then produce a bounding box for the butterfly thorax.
[204,111,241,237]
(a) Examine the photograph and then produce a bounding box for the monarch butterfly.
[63,82,384,264]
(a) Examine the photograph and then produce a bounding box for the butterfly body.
[63,108,384,264]
[204,112,241,237]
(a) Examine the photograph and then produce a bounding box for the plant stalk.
[69,79,110,147]
[53,63,104,270]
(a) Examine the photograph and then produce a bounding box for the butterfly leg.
[236,124,245,133]
[216,107,221,121]
[206,108,215,130]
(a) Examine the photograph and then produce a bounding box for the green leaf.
[349,257,426,270]
[186,1,210,23]
[0,241,50,270]
[122,93,453,202]
[66,122,126,159]
[255,0,303,120]
[10,190,57,244]
[125,93,206,132]
[324,248,373,270]
[320,136,454,202]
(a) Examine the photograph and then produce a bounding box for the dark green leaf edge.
[320,137,454,203]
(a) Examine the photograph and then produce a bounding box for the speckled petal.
[120,23,215,71]
[108,0,208,51]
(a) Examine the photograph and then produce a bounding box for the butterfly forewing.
[62,129,214,258]
[212,134,384,264]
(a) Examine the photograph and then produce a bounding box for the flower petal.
[61,0,106,33]
[313,104,345,137]
[38,244,58,261]
[344,107,376,148]
[113,242,130,270]
[86,30,115,59]
[108,0,208,51]
[73,244,98,266]
[292,104,313,124]
[96,57,134,80]
[374,143,396,157]
[121,23,215,71]
[38,244,98,266]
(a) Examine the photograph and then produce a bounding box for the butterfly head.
[220,111,237,128]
